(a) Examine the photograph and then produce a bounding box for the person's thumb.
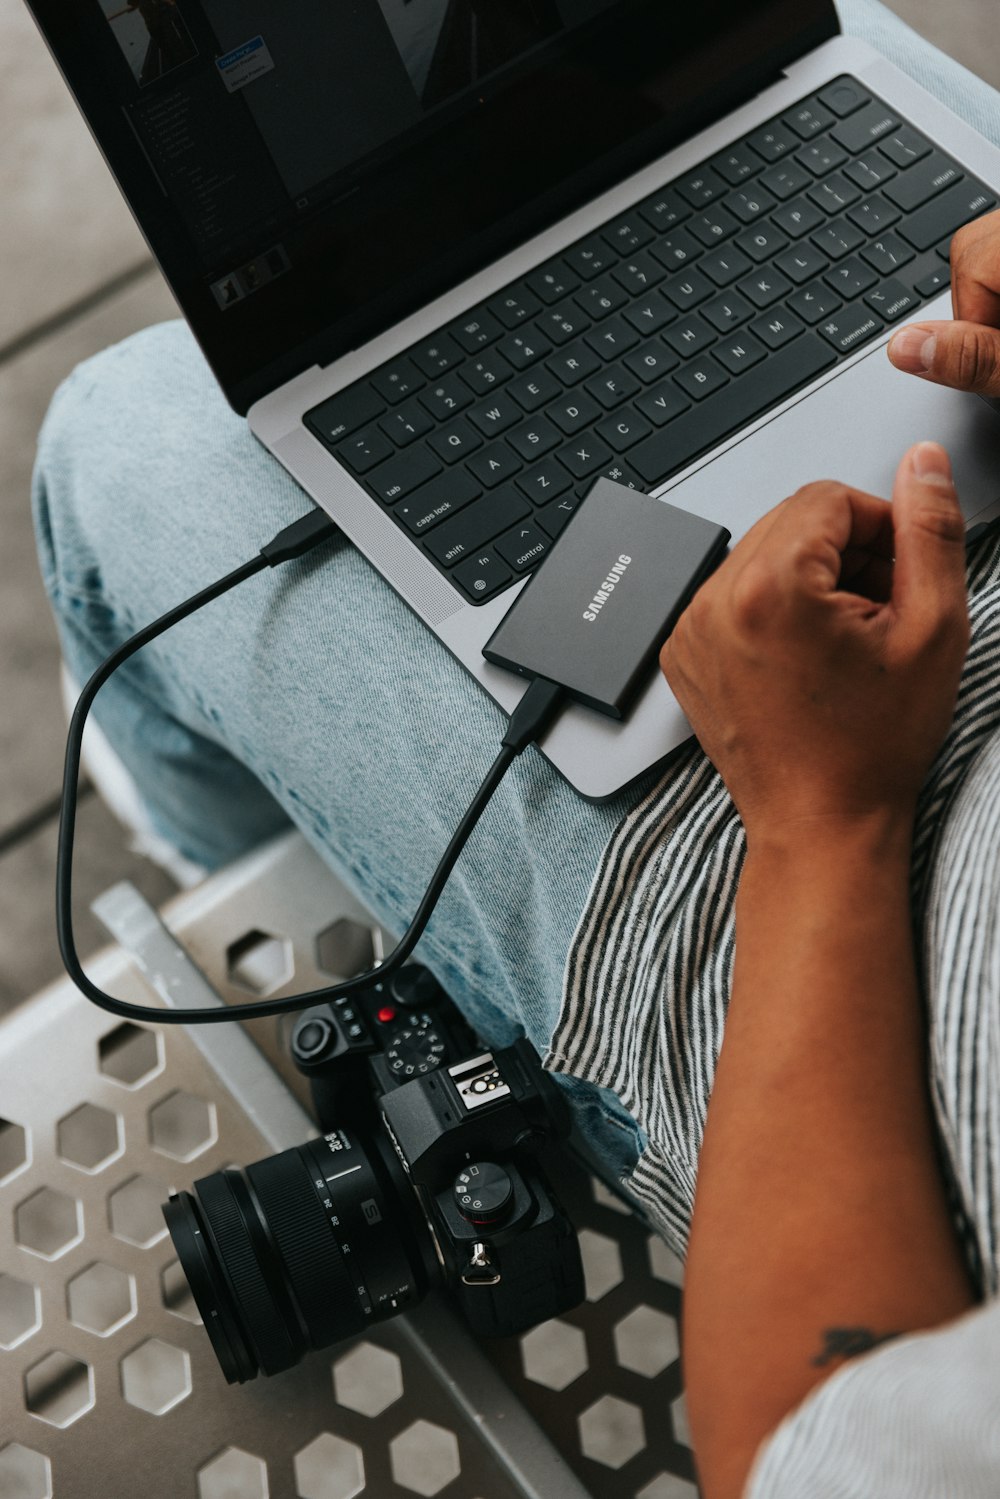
[889,442,968,626]
[888,319,1000,396]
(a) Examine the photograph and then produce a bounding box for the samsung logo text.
[583,555,632,621]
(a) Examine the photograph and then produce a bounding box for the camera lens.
[162,1127,433,1382]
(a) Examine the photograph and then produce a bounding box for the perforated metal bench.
[0,831,698,1499]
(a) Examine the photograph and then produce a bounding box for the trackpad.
[657,338,1000,540]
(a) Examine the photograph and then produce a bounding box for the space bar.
[630,335,837,487]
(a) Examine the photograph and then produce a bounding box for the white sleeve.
[743,1298,1000,1498]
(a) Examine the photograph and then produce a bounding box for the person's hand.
[659,443,969,845]
[888,208,1000,393]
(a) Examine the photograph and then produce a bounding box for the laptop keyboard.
[305,76,996,605]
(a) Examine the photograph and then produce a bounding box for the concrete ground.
[1,0,999,1014]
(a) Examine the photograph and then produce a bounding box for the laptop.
[25,0,1000,799]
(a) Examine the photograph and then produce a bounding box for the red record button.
[377,1005,397,1024]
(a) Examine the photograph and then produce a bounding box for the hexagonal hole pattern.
[591,1175,633,1215]
[24,1351,94,1428]
[578,1394,646,1469]
[613,1304,680,1378]
[0,1443,52,1499]
[332,1340,403,1417]
[647,1232,685,1288]
[120,1337,191,1415]
[198,1446,269,1499]
[294,1432,365,1499]
[520,1317,588,1391]
[161,1259,202,1324]
[15,1188,83,1260]
[57,1103,123,1173]
[671,1391,692,1450]
[148,1090,217,1162]
[637,1476,700,1499]
[108,1173,171,1248]
[0,1273,41,1350]
[316,918,375,979]
[226,929,293,997]
[67,1262,136,1337]
[578,1227,623,1302]
[389,1420,460,1497]
[98,1023,163,1087]
[0,1117,29,1183]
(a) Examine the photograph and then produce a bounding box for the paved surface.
[1,0,998,1014]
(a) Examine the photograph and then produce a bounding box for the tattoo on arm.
[811,1327,902,1367]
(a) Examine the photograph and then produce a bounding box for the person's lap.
[32,0,1000,1196]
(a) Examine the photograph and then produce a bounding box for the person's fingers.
[888,443,968,631]
[887,318,1000,396]
[950,212,1000,327]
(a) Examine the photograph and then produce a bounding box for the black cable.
[56,507,564,1026]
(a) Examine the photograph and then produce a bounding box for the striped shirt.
[547,531,1000,1494]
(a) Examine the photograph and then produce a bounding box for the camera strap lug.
[461,1241,501,1287]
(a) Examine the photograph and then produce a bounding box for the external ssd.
[483,478,730,719]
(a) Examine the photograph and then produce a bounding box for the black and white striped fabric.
[546,529,1000,1494]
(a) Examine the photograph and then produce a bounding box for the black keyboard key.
[419,375,472,419]
[847,195,901,236]
[884,153,963,212]
[808,173,861,214]
[508,369,562,412]
[340,426,394,473]
[747,123,798,161]
[498,329,552,369]
[488,289,542,328]
[564,236,616,279]
[750,308,805,349]
[453,550,513,600]
[818,78,870,117]
[712,144,765,185]
[496,521,550,573]
[788,281,841,324]
[602,214,655,254]
[636,379,691,426]
[714,332,767,376]
[864,279,919,323]
[637,187,690,232]
[677,167,728,206]
[831,101,900,154]
[460,351,515,395]
[860,234,914,276]
[537,491,583,538]
[576,276,627,319]
[558,437,613,479]
[736,223,790,262]
[596,408,654,452]
[898,181,996,251]
[650,229,702,270]
[428,418,481,464]
[690,205,740,245]
[622,293,675,336]
[371,358,423,404]
[379,398,433,447]
[411,334,463,376]
[597,460,642,490]
[811,217,865,260]
[467,443,522,488]
[612,252,665,294]
[367,445,442,504]
[506,415,561,462]
[540,302,591,345]
[703,290,754,332]
[772,196,825,238]
[585,316,640,358]
[726,186,777,223]
[817,303,884,354]
[824,256,877,299]
[525,262,580,303]
[914,265,951,297]
[879,127,933,169]
[701,245,754,286]
[516,459,572,505]
[662,269,714,312]
[675,358,729,401]
[631,334,835,485]
[585,365,641,409]
[761,161,813,201]
[775,244,829,284]
[737,267,793,309]
[307,384,383,445]
[664,314,716,358]
[396,470,480,535]
[796,139,849,177]
[548,391,601,435]
[451,309,504,352]
[624,341,679,383]
[784,101,834,139]
[468,395,521,437]
[845,150,897,192]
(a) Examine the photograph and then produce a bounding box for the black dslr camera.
[162,964,584,1383]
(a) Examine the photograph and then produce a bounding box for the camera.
[162,963,584,1383]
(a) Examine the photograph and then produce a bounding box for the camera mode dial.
[453,1162,513,1226]
[385,1013,447,1079]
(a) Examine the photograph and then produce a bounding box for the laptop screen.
[28,0,838,411]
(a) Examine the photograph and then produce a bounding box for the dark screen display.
[30,0,838,410]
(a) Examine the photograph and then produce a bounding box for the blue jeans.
[32,0,1000,1190]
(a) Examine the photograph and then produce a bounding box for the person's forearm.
[683,813,977,1499]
